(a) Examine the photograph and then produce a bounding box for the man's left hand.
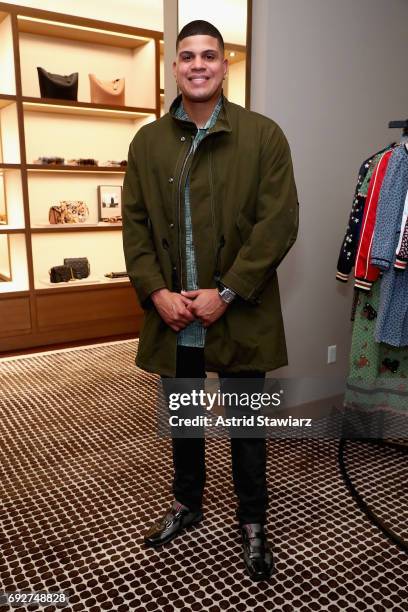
[181,289,228,328]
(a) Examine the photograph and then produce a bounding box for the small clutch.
[63,257,90,279]
[89,74,125,106]
[105,271,128,279]
[49,265,75,283]
[49,201,89,224]
[37,67,78,100]
[66,158,98,166]
[33,156,65,165]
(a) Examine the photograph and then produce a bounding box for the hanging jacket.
[370,144,408,346]
[336,144,396,283]
[354,149,394,291]
[394,188,408,270]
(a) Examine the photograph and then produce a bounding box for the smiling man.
[123,20,298,581]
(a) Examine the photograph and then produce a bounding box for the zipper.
[176,130,216,290]
[177,136,195,291]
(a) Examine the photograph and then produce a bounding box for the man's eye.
[206,55,215,60]
[182,55,192,61]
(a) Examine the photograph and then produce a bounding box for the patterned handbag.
[37,67,78,100]
[89,74,125,106]
[49,265,75,283]
[63,257,90,279]
[49,201,89,224]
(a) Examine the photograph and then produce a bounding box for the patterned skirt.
[345,279,408,413]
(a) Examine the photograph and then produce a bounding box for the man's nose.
[191,57,205,70]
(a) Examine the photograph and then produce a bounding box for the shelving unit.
[0,2,162,351]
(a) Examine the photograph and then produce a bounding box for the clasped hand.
[151,288,228,332]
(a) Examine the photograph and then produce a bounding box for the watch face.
[220,287,235,303]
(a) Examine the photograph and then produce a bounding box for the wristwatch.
[218,284,236,304]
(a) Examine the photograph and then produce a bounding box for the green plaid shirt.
[174,96,223,348]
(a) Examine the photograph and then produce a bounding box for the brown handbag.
[49,201,89,224]
[89,74,125,106]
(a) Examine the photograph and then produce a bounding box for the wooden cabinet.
[0,2,162,352]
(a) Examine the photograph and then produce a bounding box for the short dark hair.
[176,20,224,52]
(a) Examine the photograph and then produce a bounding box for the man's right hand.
[151,288,195,332]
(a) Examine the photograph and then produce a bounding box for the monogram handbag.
[63,257,90,279]
[49,201,89,224]
[37,67,78,100]
[49,265,75,283]
[89,74,125,106]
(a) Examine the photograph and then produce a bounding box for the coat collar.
[169,92,232,135]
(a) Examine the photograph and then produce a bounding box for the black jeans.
[164,346,268,526]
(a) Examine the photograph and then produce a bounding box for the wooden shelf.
[26,165,125,174]
[0,95,16,108]
[0,2,169,352]
[0,289,30,298]
[17,15,157,49]
[35,279,130,295]
[31,225,122,233]
[0,227,25,234]
[22,97,156,119]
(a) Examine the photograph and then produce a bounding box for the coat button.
[168,177,174,183]
[169,223,174,228]
[180,136,186,142]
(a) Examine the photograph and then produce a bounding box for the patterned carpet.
[0,340,407,612]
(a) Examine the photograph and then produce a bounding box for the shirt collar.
[174,95,223,130]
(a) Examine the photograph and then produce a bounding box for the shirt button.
[169,223,174,229]
[180,136,186,142]
[168,177,174,183]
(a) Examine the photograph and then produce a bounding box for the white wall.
[178,0,247,45]
[251,0,408,395]
[227,59,245,106]
[0,15,15,94]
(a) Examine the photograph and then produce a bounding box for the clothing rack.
[388,119,408,137]
[338,123,408,551]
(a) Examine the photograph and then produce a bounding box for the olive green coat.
[122,94,298,376]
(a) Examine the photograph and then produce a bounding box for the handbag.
[33,156,65,165]
[49,265,75,283]
[66,159,98,166]
[49,201,89,224]
[63,257,90,279]
[37,67,78,101]
[89,74,125,106]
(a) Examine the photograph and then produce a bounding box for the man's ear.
[223,58,229,79]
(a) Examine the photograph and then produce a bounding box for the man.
[123,20,298,581]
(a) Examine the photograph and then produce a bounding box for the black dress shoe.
[144,503,203,547]
[241,523,273,581]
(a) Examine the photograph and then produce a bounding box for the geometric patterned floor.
[0,340,407,612]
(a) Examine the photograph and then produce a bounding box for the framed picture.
[97,185,122,222]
